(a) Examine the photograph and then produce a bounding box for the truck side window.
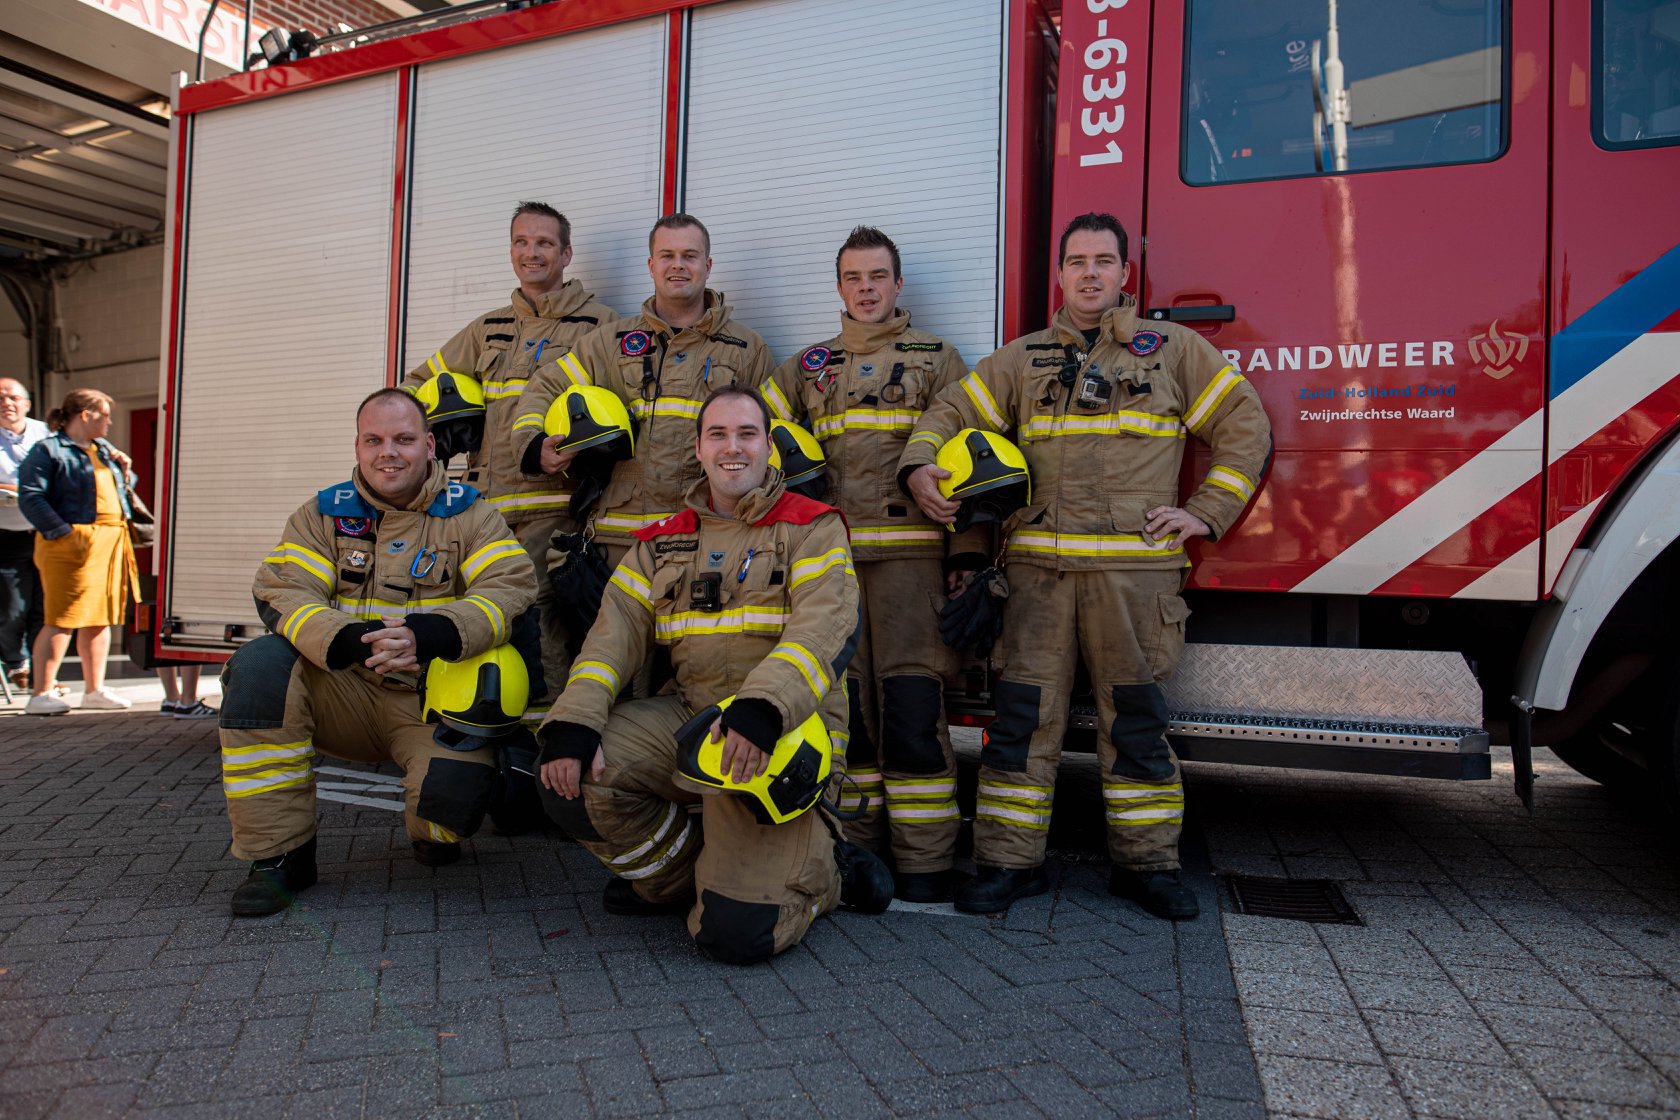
[1595,0,1680,150]
[1181,1,1507,185]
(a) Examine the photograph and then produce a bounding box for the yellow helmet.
[768,420,827,500]
[543,384,635,456]
[413,370,486,460]
[421,644,529,749]
[934,428,1031,533]
[673,696,833,825]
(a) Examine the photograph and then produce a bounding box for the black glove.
[536,720,602,767]
[717,697,782,753]
[324,620,381,670]
[403,612,462,665]
[938,567,1008,658]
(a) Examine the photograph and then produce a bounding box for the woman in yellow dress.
[17,389,140,715]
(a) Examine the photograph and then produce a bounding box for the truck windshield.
[1182,0,1506,185]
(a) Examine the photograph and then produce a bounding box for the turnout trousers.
[977,566,1188,872]
[218,634,497,861]
[838,557,958,873]
[515,513,570,722]
[544,695,841,964]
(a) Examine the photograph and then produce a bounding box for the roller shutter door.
[684,0,1004,362]
[403,19,668,373]
[168,77,397,638]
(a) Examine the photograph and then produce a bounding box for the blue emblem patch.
[621,330,652,357]
[335,517,371,537]
[1128,330,1165,356]
[800,346,831,373]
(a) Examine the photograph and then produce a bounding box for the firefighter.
[763,226,979,903]
[402,201,617,724]
[218,389,537,918]
[901,213,1272,920]
[514,214,774,577]
[536,386,892,964]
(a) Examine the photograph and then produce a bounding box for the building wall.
[256,0,402,38]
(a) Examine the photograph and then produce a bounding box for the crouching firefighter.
[218,389,537,917]
[537,386,893,965]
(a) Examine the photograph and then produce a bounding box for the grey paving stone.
[1255,1051,1411,1118]
[1343,971,1475,1016]
[1364,1009,1506,1061]
[1512,1045,1678,1110]
[1389,1056,1556,1119]
[1232,968,1361,1016]
[1243,1006,1383,1063]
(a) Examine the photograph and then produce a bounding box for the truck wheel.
[1548,662,1667,803]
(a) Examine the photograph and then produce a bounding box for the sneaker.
[160,700,181,715]
[23,692,71,717]
[80,687,133,711]
[173,700,219,720]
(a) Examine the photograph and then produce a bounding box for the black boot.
[954,864,1049,914]
[230,837,318,918]
[602,876,693,916]
[894,869,953,903]
[835,842,893,914]
[1108,867,1199,920]
[412,840,461,868]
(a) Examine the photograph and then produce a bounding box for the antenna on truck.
[1310,0,1351,173]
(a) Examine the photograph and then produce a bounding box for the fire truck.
[150,0,1680,808]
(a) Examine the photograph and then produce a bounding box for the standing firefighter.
[403,202,617,722]
[902,213,1272,919]
[515,214,774,576]
[763,226,978,902]
[537,387,891,964]
[217,390,537,917]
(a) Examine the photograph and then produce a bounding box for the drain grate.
[1222,875,1362,925]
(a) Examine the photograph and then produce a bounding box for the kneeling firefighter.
[217,389,538,917]
[536,386,892,964]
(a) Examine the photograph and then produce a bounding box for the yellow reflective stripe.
[427,351,448,377]
[568,659,621,694]
[512,412,545,432]
[282,604,327,643]
[762,378,795,421]
[330,595,462,617]
[482,380,527,399]
[655,607,788,639]
[978,780,1053,801]
[555,350,592,388]
[960,373,1007,430]
[790,547,848,589]
[769,642,830,701]
[595,512,675,534]
[1019,411,1183,441]
[486,491,573,512]
[1007,531,1184,559]
[849,526,942,546]
[609,567,653,611]
[221,740,313,768]
[811,408,921,438]
[1103,783,1185,824]
[462,538,525,582]
[1184,366,1243,432]
[222,745,314,798]
[907,431,945,451]
[974,800,1052,828]
[262,544,334,588]
[1206,466,1255,502]
[424,821,462,843]
[884,777,959,821]
[629,398,705,422]
[462,595,507,641]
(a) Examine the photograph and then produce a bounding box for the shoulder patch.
[424,481,481,518]
[317,483,372,518]
[619,330,652,356]
[799,346,832,373]
[1128,330,1165,356]
[334,516,373,538]
[633,509,700,540]
[895,341,943,352]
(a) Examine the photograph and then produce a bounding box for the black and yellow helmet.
[934,428,1031,533]
[420,644,529,750]
[543,385,636,523]
[413,370,486,461]
[673,696,833,825]
[768,420,827,500]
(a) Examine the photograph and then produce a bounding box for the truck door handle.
[1145,305,1236,323]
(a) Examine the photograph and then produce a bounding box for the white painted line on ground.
[887,900,981,918]
[316,766,403,785]
[317,790,404,812]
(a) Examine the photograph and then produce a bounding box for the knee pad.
[693,889,777,966]
[417,756,497,837]
[538,782,602,840]
[1109,683,1175,781]
[880,675,945,774]
[218,635,301,730]
[845,678,877,767]
[982,679,1040,773]
[489,731,544,836]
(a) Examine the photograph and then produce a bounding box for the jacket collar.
[1050,293,1142,350]
[351,460,449,514]
[837,309,911,354]
[641,289,729,339]
[682,473,787,523]
[512,278,594,321]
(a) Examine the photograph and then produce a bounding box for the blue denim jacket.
[18,431,133,540]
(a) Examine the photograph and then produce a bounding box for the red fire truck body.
[153,0,1680,801]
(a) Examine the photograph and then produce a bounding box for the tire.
[1547,660,1669,804]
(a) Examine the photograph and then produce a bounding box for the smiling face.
[648,223,711,307]
[0,379,29,434]
[837,245,903,324]
[695,393,769,516]
[509,211,571,296]
[356,394,434,507]
[1058,228,1131,330]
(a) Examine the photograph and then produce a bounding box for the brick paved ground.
[0,703,1263,1119]
[1197,746,1680,1120]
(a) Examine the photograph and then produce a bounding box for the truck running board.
[1074,643,1492,780]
